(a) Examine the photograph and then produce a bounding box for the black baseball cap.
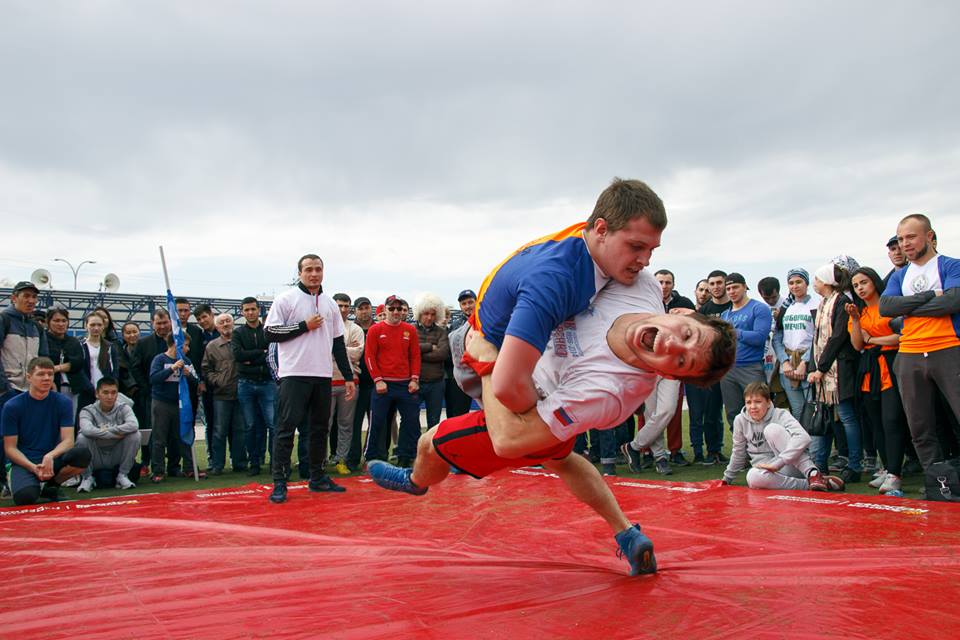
[458,289,477,302]
[12,281,39,294]
[725,272,748,289]
[354,296,371,307]
[886,235,899,248]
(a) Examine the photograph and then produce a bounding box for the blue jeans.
[810,398,862,472]
[212,398,248,471]
[686,383,724,456]
[780,372,809,420]
[419,380,445,429]
[366,381,421,461]
[237,379,276,468]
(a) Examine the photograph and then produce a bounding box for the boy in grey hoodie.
[722,382,844,492]
[76,376,141,492]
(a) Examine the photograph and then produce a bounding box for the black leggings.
[861,387,909,477]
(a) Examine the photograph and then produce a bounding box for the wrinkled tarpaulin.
[1,471,957,639]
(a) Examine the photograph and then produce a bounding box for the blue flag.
[166,289,195,446]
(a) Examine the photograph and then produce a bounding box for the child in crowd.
[722,382,845,492]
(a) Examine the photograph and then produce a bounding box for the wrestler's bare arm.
[490,336,542,413]
[468,333,563,458]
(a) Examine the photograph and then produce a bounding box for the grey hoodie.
[78,400,139,440]
[722,403,811,484]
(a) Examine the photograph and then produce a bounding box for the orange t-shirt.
[849,304,895,392]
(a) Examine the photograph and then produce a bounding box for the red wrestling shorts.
[432,411,575,479]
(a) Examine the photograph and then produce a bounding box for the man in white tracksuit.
[722,381,844,492]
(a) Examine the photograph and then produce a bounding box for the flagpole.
[159,246,201,483]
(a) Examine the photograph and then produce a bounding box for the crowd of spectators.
[1,212,957,504]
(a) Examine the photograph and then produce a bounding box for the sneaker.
[620,443,643,473]
[839,468,861,484]
[151,474,165,484]
[368,460,427,495]
[0,482,10,499]
[269,481,288,504]
[868,471,888,489]
[335,461,351,476]
[879,473,902,494]
[701,453,719,466]
[872,467,887,478]
[308,475,347,493]
[823,474,845,491]
[808,469,828,491]
[77,476,95,493]
[40,483,63,502]
[641,453,655,469]
[692,453,705,465]
[115,474,136,490]
[714,451,729,463]
[614,524,657,576]
[139,466,150,479]
[654,458,672,475]
[669,452,690,467]
[601,463,617,476]
[862,456,877,473]
[828,455,849,472]
[61,475,80,488]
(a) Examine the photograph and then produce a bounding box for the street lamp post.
[53,258,97,290]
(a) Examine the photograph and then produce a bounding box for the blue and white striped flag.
[166,289,195,446]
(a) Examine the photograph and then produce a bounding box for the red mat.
[1,471,957,639]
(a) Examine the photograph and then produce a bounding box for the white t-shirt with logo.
[534,269,661,442]
[901,256,942,295]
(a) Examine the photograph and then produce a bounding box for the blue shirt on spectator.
[722,299,773,366]
[1,391,73,463]
[149,353,196,405]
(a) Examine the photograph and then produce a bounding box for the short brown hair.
[586,178,666,233]
[27,357,55,374]
[165,333,191,348]
[743,381,771,401]
[679,315,737,388]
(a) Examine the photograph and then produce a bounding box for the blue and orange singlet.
[470,222,603,352]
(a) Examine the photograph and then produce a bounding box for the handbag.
[923,460,960,502]
[800,383,833,437]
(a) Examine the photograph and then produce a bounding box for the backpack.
[923,460,960,502]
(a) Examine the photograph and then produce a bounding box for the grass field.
[0,411,927,507]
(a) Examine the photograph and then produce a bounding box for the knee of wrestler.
[65,445,92,469]
[13,486,41,506]
[418,428,438,457]
[745,467,773,489]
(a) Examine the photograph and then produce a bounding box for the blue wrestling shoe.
[368,460,428,496]
[615,524,657,576]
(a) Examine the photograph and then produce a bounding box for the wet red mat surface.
[1,470,957,639]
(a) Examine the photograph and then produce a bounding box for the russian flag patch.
[553,407,574,426]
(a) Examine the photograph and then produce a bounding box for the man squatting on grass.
[370,270,736,576]
[721,382,845,491]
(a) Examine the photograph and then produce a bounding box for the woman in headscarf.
[807,261,863,483]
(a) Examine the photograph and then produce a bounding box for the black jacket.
[46,332,85,392]
[231,322,271,382]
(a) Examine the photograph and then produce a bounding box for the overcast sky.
[1,1,957,308]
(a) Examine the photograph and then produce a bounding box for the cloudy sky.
[1,1,957,307]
